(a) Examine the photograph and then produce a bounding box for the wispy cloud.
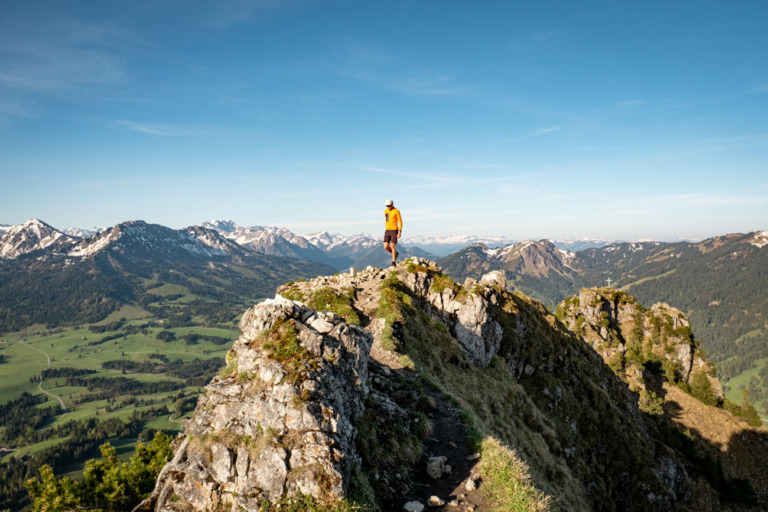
[690,133,768,146]
[361,166,461,183]
[0,97,37,117]
[115,120,216,137]
[287,219,380,228]
[333,37,466,97]
[530,126,563,136]
[198,0,297,29]
[656,193,768,206]
[0,20,129,93]
[616,99,654,108]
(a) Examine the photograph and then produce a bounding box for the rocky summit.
[139,259,768,512]
[137,296,372,510]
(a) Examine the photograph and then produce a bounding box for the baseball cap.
[385,199,393,206]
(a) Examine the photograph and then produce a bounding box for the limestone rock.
[479,269,506,289]
[427,456,448,480]
[144,296,373,510]
[564,289,713,389]
[403,501,425,512]
[401,266,503,367]
[427,495,446,507]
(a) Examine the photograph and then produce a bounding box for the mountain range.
[0,219,336,332]
[0,219,613,265]
[2,219,766,417]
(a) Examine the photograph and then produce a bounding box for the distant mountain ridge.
[1,218,617,264]
[0,219,336,332]
[201,220,434,270]
[0,219,247,262]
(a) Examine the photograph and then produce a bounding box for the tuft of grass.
[308,287,361,325]
[429,274,459,295]
[281,286,306,303]
[377,274,408,350]
[219,359,238,379]
[480,437,553,512]
[259,318,318,385]
[406,262,430,274]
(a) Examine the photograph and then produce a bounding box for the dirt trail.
[278,264,489,509]
[350,266,488,511]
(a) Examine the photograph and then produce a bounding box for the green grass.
[97,304,152,323]
[7,435,70,460]
[480,437,552,511]
[307,287,361,325]
[146,283,190,296]
[0,320,235,473]
[620,269,677,291]
[724,358,768,404]
[734,329,764,343]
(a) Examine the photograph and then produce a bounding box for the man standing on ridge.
[383,199,402,267]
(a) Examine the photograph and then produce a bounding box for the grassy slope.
[381,271,620,510]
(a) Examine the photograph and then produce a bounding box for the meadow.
[0,319,237,464]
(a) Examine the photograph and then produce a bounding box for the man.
[383,199,402,267]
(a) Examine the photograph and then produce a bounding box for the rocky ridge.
[556,288,716,393]
[140,259,768,512]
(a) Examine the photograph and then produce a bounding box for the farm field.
[0,321,236,465]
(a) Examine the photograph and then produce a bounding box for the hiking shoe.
[390,261,396,267]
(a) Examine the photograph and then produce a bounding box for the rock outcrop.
[400,260,503,367]
[139,296,372,511]
[557,288,717,392]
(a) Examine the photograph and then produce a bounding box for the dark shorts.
[384,230,399,244]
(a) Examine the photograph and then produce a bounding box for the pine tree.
[690,371,718,407]
[26,432,173,511]
[741,390,764,428]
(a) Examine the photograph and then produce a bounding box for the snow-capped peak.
[0,218,71,259]
[202,219,241,234]
[62,226,107,238]
[68,228,121,258]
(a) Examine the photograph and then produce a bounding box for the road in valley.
[15,340,69,414]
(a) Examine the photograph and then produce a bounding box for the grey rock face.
[143,296,372,511]
[401,267,504,367]
[478,269,506,289]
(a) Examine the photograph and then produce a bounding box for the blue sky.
[1,0,766,240]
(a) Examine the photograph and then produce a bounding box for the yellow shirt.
[384,207,402,231]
